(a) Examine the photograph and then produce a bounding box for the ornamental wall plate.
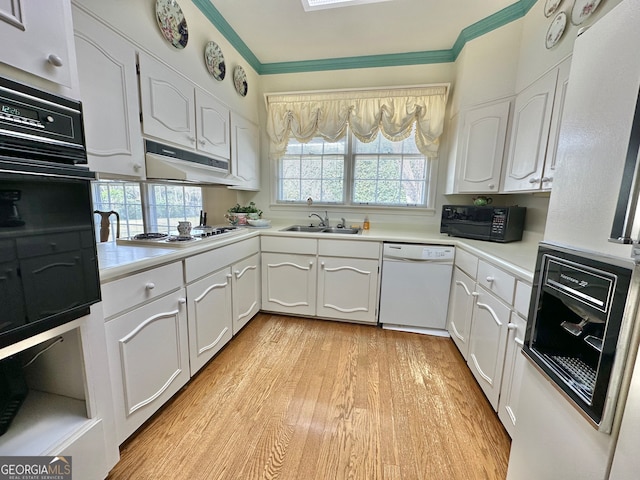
[546,11,567,49]
[233,66,248,97]
[204,41,226,81]
[544,0,563,17]
[155,0,188,49]
[571,0,603,25]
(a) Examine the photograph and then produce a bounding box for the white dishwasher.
[379,243,454,336]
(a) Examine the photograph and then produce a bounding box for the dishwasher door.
[379,243,454,335]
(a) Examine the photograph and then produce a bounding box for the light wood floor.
[107,313,510,480]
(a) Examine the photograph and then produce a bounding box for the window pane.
[148,184,203,233]
[91,181,144,240]
[278,137,346,203]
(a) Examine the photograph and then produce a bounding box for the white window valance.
[265,85,449,160]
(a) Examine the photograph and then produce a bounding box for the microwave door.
[610,88,640,250]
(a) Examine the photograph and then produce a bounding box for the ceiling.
[193,0,535,74]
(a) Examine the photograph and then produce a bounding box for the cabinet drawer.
[185,237,259,283]
[318,239,380,259]
[477,260,515,305]
[455,248,478,278]
[514,281,532,318]
[101,262,183,319]
[17,231,84,258]
[261,236,317,255]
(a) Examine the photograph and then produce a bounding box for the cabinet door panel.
[105,289,189,444]
[316,257,378,324]
[187,268,232,375]
[261,253,316,316]
[195,87,230,159]
[232,253,260,334]
[457,100,510,193]
[446,267,476,360]
[74,9,144,178]
[0,0,73,87]
[503,69,558,191]
[498,313,527,437]
[139,52,195,148]
[230,113,259,190]
[468,287,510,410]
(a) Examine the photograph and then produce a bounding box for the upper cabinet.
[230,113,260,191]
[73,7,145,179]
[502,57,571,192]
[0,0,75,88]
[138,52,231,161]
[451,98,512,193]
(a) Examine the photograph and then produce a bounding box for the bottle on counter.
[363,215,370,230]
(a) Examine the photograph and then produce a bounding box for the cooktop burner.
[166,235,195,242]
[134,233,169,240]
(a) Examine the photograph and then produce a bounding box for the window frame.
[273,128,438,211]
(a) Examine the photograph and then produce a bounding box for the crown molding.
[193,0,538,75]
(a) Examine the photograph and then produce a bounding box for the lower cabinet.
[104,288,189,445]
[467,285,510,410]
[261,236,381,324]
[231,252,261,334]
[498,313,527,437]
[186,267,233,375]
[261,252,317,316]
[446,267,476,360]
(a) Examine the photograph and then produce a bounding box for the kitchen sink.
[281,225,361,234]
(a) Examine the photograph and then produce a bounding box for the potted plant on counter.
[226,202,262,225]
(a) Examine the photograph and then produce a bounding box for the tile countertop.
[97,222,543,284]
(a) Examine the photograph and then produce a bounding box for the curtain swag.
[265,85,449,160]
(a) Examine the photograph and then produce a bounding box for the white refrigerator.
[507,1,640,479]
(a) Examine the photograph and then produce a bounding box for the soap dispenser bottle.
[363,215,370,230]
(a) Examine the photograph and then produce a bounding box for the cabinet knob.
[309,260,314,267]
[488,184,495,190]
[542,176,553,183]
[529,177,540,184]
[507,323,517,330]
[471,292,480,297]
[178,298,186,305]
[320,261,325,268]
[133,163,142,171]
[199,140,206,146]
[187,136,196,143]
[486,276,495,282]
[235,270,240,276]
[47,54,63,67]
[226,273,233,279]
[145,282,155,290]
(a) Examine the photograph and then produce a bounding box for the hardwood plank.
[107,314,510,480]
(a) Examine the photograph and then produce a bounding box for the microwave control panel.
[490,210,508,235]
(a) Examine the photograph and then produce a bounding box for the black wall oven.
[0,76,100,350]
[524,242,634,432]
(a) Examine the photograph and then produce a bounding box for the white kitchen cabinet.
[467,284,511,411]
[138,52,230,160]
[502,57,571,192]
[317,256,379,324]
[186,267,233,375]
[105,288,189,444]
[498,312,527,438]
[230,113,260,191]
[446,267,476,360]
[0,0,75,88]
[261,251,317,316]
[73,7,145,179]
[454,98,512,193]
[231,252,261,334]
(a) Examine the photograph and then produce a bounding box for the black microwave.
[440,205,526,243]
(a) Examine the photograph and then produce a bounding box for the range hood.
[144,140,240,186]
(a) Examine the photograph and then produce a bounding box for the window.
[277,126,433,208]
[91,181,203,241]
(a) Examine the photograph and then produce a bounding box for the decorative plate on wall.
[233,66,248,97]
[571,0,603,25]
[546,11,567,49]
[204,41,226,81]
[155,0,188,49]
[544,0,563,17]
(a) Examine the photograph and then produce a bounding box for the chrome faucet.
[309,211,329,227]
